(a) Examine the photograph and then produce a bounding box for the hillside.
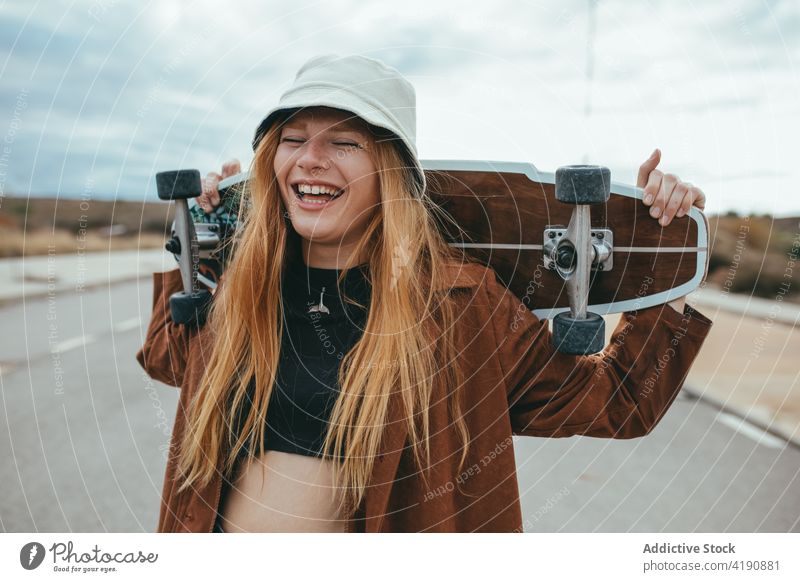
[0,196,174,257]
[706,213,799,303]
[2,197,798,304]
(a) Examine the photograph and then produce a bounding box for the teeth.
[292,183,344,205]
[297,183,340,195]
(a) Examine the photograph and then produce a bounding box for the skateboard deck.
[195,159,708,319]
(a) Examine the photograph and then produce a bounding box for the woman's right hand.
[197,158,241,214]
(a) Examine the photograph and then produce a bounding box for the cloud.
[0,0,797,216]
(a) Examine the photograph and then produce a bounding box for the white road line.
[716,412,785,449]
[50,319,141,355]
[114,317,142,332]
[54,335,96,353]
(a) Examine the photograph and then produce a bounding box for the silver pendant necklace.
[307,286,330,315]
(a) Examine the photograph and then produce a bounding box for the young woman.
[137,54,713,533]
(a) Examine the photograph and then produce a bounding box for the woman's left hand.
[637,148,706,227]
[636,148,707,313]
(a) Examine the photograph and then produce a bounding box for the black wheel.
[552,311,605,355]
[156,169,202,201]
[169,290,213,327]
[555,165,611,205]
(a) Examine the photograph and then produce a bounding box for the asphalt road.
[1,278,798,532]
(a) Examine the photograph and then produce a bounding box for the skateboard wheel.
[169,290,213,327]
[552,311,605,355]
[156,169,202,201]
[555,165,611,205]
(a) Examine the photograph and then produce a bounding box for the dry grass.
[1,195,174,258]
[1,228,167,257]
[3,196,799,304]
[706,214,800,303]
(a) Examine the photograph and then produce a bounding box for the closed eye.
[280,138,360,149]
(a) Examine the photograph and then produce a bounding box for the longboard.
[176,160,708,320]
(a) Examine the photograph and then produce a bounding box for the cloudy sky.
[1,0,798,215]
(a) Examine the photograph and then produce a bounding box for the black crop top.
[232,256,371,460]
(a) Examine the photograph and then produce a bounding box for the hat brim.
[252,93,425,194]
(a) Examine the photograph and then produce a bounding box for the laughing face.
[273,106,380,268]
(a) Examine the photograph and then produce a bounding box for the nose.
[295,138,331,172]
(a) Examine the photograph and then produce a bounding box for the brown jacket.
[136,264,712,532]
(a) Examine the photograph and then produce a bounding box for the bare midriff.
[218,450,347,533]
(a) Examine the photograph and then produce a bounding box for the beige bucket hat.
[252,53,425,194]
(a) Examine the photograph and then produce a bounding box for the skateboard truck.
[169,222,226,290]
[156,169,214,327]
[543,227,613,273]
[546,165,612,355]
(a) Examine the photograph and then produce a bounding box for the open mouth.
[291,183,345,205]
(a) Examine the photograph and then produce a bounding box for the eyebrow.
[282,119,366,134]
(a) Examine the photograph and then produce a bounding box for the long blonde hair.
[175,113,470,517]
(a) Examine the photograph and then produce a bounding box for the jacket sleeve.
[135,269,201,388]
[486,272,713,438]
